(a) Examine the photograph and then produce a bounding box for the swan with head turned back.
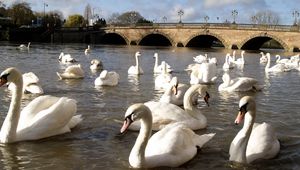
[129,84,210,131]
[218,72,262,92]
[128,51,144,75]
[153,53,173,73]
[0,67,82,143]
[265,53,291,73]
[121,103,215,168]
[94,70,119,86]
[90,59,103,71]
[58,52,77,63]
[57,64,84,79]
[229,96,280,164]
[18,42,30,50]
[160,77,197,106]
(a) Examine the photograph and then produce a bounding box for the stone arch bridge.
[102,23,300,52]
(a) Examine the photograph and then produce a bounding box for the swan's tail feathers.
[195,133,216,148]
[68,115,83,129]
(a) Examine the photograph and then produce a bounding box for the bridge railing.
[105,23,299,32]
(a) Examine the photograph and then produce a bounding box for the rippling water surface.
[0,42,299,169]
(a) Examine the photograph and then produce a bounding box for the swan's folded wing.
[17,97,77,140]
[65,65,84,76]
[23,72,40,84]
[232,77,258,91]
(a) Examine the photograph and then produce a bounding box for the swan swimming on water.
[0,67,82,143]
[57,64,84,79]
[128,51,144,75]
[8,72,44,94]
[229,96,280,164]
[121,103,215,168]
[153,53,173,73]
[18,42,30,50]
[94,70,119,86]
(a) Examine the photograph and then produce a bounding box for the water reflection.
[127,75,140,92]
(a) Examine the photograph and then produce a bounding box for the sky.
[2,0,299,25]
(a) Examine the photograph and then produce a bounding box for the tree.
[83,4,92,26]
[64,14,84,27]
[250,10,280,25]
[35,10,64,28]
[7,2,35,26]
[107,11,151,25]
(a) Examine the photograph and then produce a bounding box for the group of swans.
[153,53,173,73]
[0,67,82,143]
[265,53,291,73]
[189,62,217,84]
[223,51,245,70]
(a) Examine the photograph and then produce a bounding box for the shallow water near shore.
[0,42,299,169]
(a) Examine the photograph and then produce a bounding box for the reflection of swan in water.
[121,103,215,168]
[229,96,280,164]
[128,75,140,92]
[0,67,82,143]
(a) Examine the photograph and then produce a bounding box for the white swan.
[154,61,172,89]
[90,59,103,71]
[121,103,215,168]
[275,55,290,64]
[57,64,84,79]
[223,53,234,70]
[58,52,77,63]
[0,67,82,143]
[129,84,210,131]
[160,77,197,106]
[94,70,119,86]
[218,72,262,92]
[190,62,217,84]
[229,96,280,164]
[233,51,245,65]
[193,54,208,64]
[85,45,91,55]
[18,42,30,50]
[265,53,290,73]
[128,51,144,75]
[8,72,44,94]
[153,53,173,73]
[259,52,268,64]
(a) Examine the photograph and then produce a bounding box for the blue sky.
[2,0,299,25]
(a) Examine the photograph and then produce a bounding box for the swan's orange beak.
[120,117,133,134]
[234,111,245,125]
[172,84,178,95]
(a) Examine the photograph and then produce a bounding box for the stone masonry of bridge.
[104,24,300,52]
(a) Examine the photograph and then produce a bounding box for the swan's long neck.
[154,57,158,70]
[265,55,271,71]
[0,77,23,143]
[135,54,139,67]
[129,111,152,168]
[230,110,255,163]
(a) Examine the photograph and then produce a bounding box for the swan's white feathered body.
[154,61,172,89]
[229,96,280,164]
[128,51,144,75]
[58,52,77,63]
[190,62,217,84]
[85,45,91,55]
[94,70,119,86]
[265,53,291,73]
[0,67,82,143]
[121,103,215,168]
[129,84,210,131]
[223,53,234,70]
[18,42,30,50]
[218,72,261,92]
[57,64,84,79]
[8,72,44,94]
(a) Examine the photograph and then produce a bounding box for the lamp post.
[43,2,48,18]
[292,10,299,25]
[178,9,184,23]
[162,16,167,23]
[130,12,137,24]
[231,9,238,24]
[204,15,209,24]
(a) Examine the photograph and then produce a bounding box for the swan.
[265,53,291,73]
[18,42,30,50]
[154,61,172,89]
[218,72,262,92]
[223,53,234,70]
[259,52,268,64]
[129,84,210,131]
[8,72,44,94]
[153,53,173,73]
[57,64,84,79]
[90,59,103,71]
[58,52,77,63]
[228,50,236,63]
[94,70,119,86]
[193,54,208,64]
[0,67,82,143]
[128,51,144,75]
[229,96,280,164]
[233,51,245,65]
[85,45,91,55]
[121,103,215,168]
[275,55,290,64]
[160,77,197,106]
[190,62,217,84]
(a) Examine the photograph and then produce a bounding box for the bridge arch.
[138,31,174,46]
[101,31,130,45]
[185,31,229,49]
[239,32,289,51]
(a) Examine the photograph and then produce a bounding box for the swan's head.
[275,55,280,58]
[235,96,256,125]
[59,52,64,60]
[170,77,179,95]
[190,84,210,106]
[120,103,152,133]
[153,53,158,58]
[0,67,22,87]
[135,51,141,57]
